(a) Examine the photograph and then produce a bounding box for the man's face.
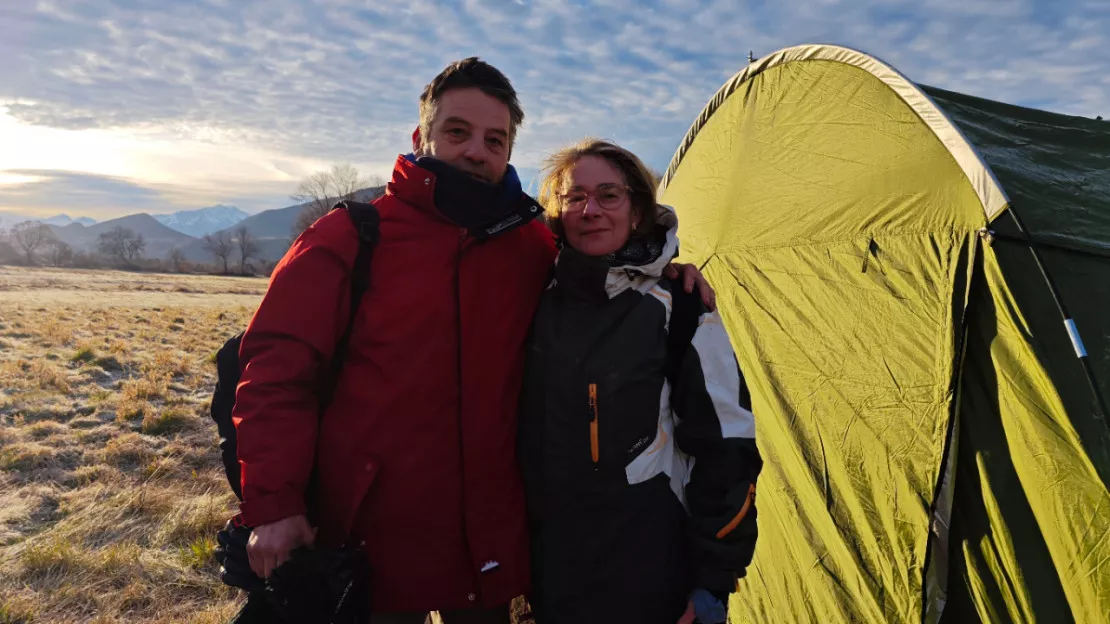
[414,87,512,185]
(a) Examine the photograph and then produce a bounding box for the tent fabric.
[924,86,1110,624]
[922,86,1110,257]
[660,45,1010,222]
[947,248,1110,623]
[658,44,1110,623]
[924,85,1110,403]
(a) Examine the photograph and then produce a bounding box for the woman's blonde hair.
[537,138,660,240]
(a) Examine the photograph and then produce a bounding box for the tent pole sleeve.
[1005,205,1109,420]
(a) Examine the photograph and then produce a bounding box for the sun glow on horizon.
[0,107,395,217]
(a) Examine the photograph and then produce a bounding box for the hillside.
[181,187,384,264]
[48,214,199,258]
[179,204,300,263]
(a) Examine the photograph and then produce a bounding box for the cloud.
[0,167,316,219]
[0,169,173,218]
[0,0,1106,217]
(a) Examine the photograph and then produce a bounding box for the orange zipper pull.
[589,383,599,466]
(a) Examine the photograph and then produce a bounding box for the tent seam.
[703,227,983,256]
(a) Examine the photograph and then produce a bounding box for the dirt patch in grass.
[68,416,103,430]
[141,408,196,436]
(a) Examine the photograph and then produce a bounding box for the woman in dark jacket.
[519,139,762,624]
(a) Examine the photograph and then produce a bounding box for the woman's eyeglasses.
[558,185,632,211]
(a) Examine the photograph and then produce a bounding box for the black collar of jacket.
[553,245,613,303]
[415,157,543,240]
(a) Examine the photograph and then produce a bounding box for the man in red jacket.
[233,58,710,623]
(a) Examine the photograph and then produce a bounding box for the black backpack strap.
[318,200,381,410]
[213,332,247,501]
[337,200,381,307]
[664,278,705,388]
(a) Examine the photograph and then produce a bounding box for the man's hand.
[665,263,717,311]
[247,514,315,578]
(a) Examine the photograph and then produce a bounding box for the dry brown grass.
[0,266,261,623]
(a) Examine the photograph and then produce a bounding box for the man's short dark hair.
[419,57,524,147]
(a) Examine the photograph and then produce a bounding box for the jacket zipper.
[588,383,599,469]
[455,227,478,588]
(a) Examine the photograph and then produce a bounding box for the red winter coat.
[232,155,556,612]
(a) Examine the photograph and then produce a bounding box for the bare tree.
[203,230,235,274]
[125,233,145,262]
[97,227,144,266]
[291,164,382,237]
[234,224,260,275]
[45,239,74,267]
[166,247,188,273]
[97,228,125,263]
[11,221,54,266]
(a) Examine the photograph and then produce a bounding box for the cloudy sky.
[0,0,1107,219]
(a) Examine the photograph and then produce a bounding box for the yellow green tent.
[658,44,1110,623]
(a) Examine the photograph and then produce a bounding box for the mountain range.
[1,189,385,267]
[176,188,384,263]
[0,204,249,237]
[43,214,98,227]
[152,204,250,237]
[0,212,97,229]
[47,214,197,254]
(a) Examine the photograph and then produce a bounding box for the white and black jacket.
[519,207,761,624]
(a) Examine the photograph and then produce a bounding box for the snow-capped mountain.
[153,205,250,237]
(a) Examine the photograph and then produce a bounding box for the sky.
[0,0,1107,219]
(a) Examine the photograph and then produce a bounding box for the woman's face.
[559,155,638,257]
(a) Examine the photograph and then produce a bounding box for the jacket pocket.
[312,455,378,547]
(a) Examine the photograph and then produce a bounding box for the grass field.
[0,266,266,623]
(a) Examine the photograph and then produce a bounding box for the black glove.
[229,590,280,624]
[215,518,264,592]
[264,544,372,624]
